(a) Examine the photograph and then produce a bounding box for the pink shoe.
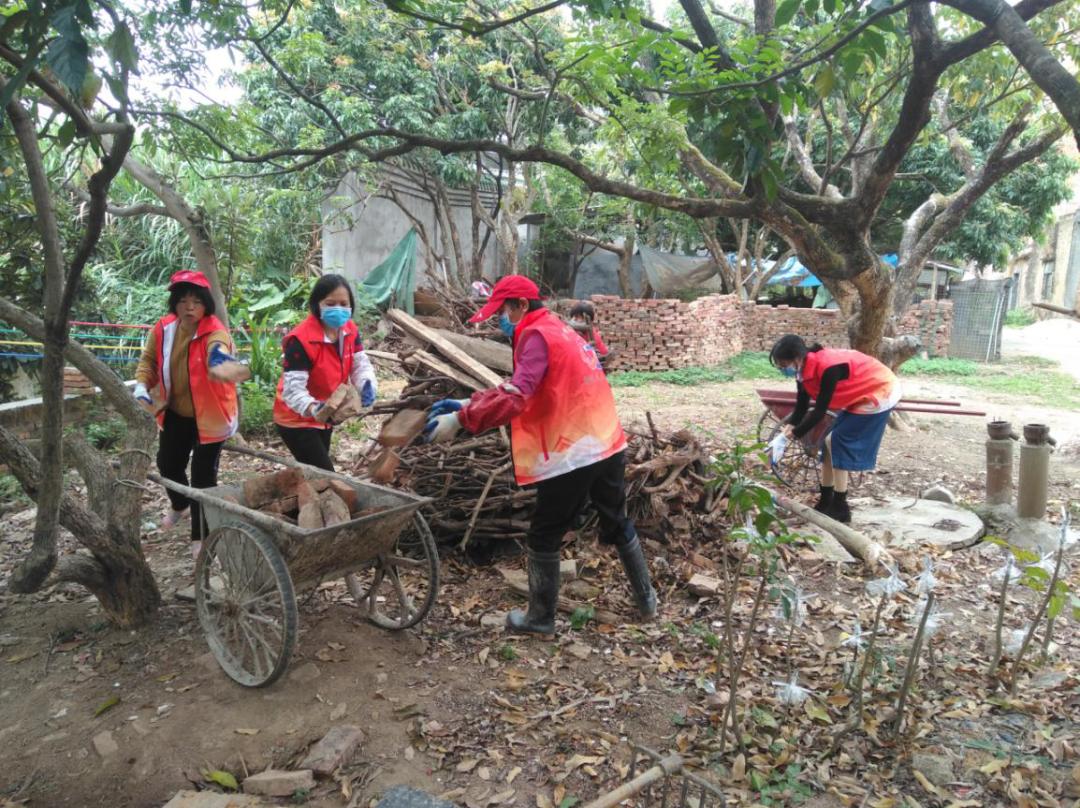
[162,507,190,529]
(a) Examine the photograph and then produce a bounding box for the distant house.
[321,164,505,286]
[1006,140,1080,314]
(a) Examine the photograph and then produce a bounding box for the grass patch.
[1004,307,1037,328]
[609,351,776,388]
[906,355,1080,409]
[902,356,980,376]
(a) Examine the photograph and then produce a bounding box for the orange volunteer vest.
[800,348,898,413]
[152,314,239,444]
[272,314,359,430]
[509,308,626,485]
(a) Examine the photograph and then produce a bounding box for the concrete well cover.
[849,497,985,550]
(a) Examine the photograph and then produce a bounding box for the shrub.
[239,381,276,437]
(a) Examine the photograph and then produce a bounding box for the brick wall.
[584,294,953,371]
[589,295,744,371]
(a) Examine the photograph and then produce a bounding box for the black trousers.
[157,409,224,541]
[527,451,635,553]
[277,425,335,472]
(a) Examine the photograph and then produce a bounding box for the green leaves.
[813,64,836,98]
[774,0,802,27]
[45,5,89,93]
[106,22,139,74]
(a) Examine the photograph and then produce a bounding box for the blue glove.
[429,398,468,418]
[208,343,239,368]
[361,379,376,407]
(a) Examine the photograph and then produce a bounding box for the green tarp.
[360,228,418,314]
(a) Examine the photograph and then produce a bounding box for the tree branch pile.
[353,310,727,555]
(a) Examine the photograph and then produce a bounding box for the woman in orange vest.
[424,275,656,635]
[133,271,246,554]
[770,334,900,523]
[568,301,610,367]
[273,274,378,471]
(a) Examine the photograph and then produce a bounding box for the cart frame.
[149,444,438,687]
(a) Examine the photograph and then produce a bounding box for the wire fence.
[948,277,1011,362]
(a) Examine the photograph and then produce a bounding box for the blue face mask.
[320,305,352,329]
[779,366,798,378]
[499,314,517,338]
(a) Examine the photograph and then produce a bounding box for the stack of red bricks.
[590,295,744,371]
[62,366,96,396]
[566,295,953,372]
[898,300,953,357]
[739,303,849,352]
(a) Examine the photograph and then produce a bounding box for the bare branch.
[385,0,569,35]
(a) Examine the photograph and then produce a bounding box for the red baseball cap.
[468,275,542,323]
[168,270,211,290]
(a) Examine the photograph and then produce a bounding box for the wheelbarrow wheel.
[345,513,439,630]
[761,418,821,491]
[757,408,784,444]
[195,522,297,688]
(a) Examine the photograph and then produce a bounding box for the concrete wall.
[321,167,503,286]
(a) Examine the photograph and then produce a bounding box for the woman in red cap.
[272,273,377,471]
[424,275,656,635]
[133,271,246,554]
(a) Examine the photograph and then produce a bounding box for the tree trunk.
[847,262,895,356]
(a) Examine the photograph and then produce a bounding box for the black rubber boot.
[824,490,851,524]
[506,549,561,635]
[814,485,834,513]
[617,534,658,619]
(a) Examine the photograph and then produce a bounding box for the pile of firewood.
[239,468,378,529]
[356,304,724,550]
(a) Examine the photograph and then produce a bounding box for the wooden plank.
[1033,301,1080,321]
[365,349,402,364]
[435,329,514,373]
[387,308,504,388]
[409,349,487,391]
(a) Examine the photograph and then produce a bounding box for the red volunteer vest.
[272,314,358,430]
[509,308,626,485]
[152,314,239,444]
[800,348,897,413]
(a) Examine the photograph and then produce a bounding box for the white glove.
[424,412,462,444]
[767,433,789,465]
[133,382,151,403]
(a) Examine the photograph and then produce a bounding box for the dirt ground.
[1,373,1078,807]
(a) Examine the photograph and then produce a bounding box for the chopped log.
[324,383,350,413]
[377,409,429,447]
[407,349,488,391]
[435,329,514,373]
[772,492,888,567]
[265,495,299,515]
[298,500,325,530]
[242,468,304,509]
[296,479,318,508]
[318,489,352,527]
[332,384,364,421]
[386,308,504,388]
[370,448,401,484]
[327,479,359,512]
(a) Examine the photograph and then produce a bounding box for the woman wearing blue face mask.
[769,334,899,523]
[272,273,378,471]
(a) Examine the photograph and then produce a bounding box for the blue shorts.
[825,408,893,472]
